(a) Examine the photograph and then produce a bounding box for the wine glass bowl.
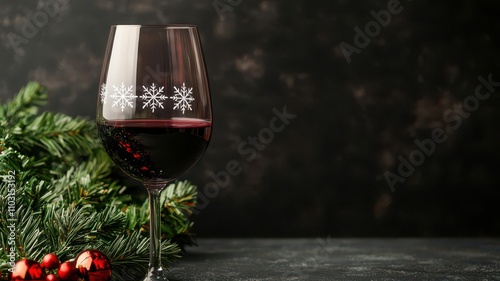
[96,25,212,281]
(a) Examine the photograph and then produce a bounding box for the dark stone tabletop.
[167,238,500,281]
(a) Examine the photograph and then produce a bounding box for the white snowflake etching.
[110,83,137,111]
[171,82,194,114]
[100,83,108,104]
[140,83,167,113]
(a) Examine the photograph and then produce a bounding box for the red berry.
[46,273,60,281]
[57,261,79,281]
[41,253,60,270]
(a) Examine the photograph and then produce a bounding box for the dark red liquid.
[98,119,211,182]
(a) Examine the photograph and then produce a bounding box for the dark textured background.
[1,0,499,237]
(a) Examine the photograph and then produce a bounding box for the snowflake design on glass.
[100,83,108,104]
[110,82,137,111]
[171,82,194,114]
[140,83,167,113]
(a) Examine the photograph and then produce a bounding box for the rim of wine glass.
[110,24,197,29]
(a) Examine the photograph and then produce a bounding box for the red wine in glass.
[98,119,212,182]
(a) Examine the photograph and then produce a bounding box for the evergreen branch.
[88,205,127,241]
[0,147,26,175]
[160,181,197,243]
[163,181,198,216]
[0,82,47,121]
[14,206,47,261]
[19,178,54,211]
[104,231,181,281]
[12,112,98,158]
[50,156,129,209]
[123,205,149,234]
[42,204,62,257]
[44,205,97,262]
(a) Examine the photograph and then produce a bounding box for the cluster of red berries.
[9,250,111,281]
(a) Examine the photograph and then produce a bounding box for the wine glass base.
[142,268,169,281]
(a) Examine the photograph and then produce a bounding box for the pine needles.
[0,82,198,281]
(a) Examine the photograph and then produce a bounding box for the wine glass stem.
[146,184,166,278]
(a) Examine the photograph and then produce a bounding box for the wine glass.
[96,25,212,281]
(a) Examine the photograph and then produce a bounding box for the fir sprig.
[0,82,198,281]
[0,82,47,121]
[104,231,180,281]
[14,111,98,158]
[161,181,198,246]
